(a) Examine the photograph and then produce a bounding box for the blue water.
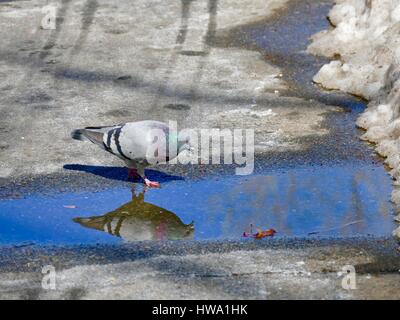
[0,164,395,245]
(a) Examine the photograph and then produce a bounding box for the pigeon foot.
[128,168,141,179]
[144,179,160,188]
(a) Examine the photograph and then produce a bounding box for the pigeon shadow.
[63,164,184,183]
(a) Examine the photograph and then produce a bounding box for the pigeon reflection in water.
[73,188,194,241]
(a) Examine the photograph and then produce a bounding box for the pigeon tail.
[71,129,85,141]
[73,217,105,232]
[71,128,104,147]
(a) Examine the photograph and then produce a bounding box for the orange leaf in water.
[254,229,277,239]
[243,226,277,239]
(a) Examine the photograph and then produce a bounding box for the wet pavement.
[0,0,399,299]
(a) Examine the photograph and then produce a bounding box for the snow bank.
[308,0,400,238]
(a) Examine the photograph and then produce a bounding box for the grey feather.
[71,120,190,174]
[71,128,105,148]
[71,129,85,141]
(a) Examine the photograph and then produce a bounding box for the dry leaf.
[254,229,276,239]
[243,226,276,239]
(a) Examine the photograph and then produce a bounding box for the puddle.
[0,164,395,245]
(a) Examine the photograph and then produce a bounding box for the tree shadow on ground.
[63,164,184,183]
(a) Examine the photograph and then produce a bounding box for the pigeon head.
[177,135,193,154]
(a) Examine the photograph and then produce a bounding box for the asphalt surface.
[0,0,399,299]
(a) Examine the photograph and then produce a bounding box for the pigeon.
[73,187,194,241]
[71,120,191,187]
